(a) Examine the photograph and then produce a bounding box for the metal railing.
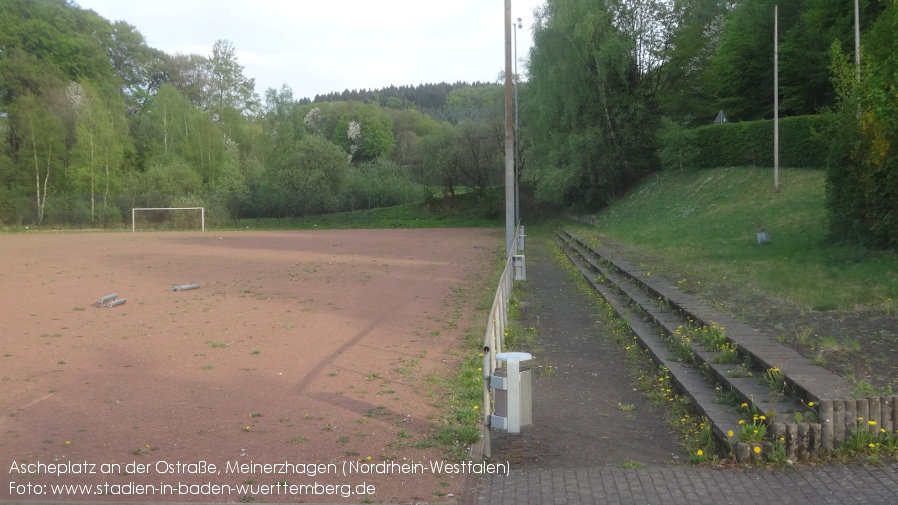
[479,224,523,459]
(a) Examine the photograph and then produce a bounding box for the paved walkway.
[478,462,898,504]
[474,236,898,505]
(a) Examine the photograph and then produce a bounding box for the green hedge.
[687,115,834,169]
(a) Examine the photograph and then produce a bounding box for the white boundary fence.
[131,207,206,232]
[480,224,524,459]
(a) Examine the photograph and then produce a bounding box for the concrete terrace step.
[555,229,892,461]
[555,235,745,453]
[562,230,855,403]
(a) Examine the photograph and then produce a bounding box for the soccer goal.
[132,207,205,232]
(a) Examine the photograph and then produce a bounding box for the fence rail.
[479,224,523,459]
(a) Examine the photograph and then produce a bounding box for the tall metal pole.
[513,17,521,229]
[504,0,515,255]
[855,0,861,80]
[774,5,779,193]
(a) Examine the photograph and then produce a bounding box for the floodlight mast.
[774,5,779,193]
[504,0,515,256]
[514,17,522,229]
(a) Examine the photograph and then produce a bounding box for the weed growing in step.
[736,414,768,443]
[762,367,786,392]
[837,418,898,463]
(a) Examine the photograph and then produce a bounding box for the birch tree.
[9,93,66,225]
[69,82,128,223]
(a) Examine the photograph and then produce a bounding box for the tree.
[455,121,502,193]
[444,85,504,122]
[68,82,129,224]
[825,3,898,250]
[162,52,211,109]
[655,0,729,124]
[656,116,698,171]
[706,1,802,121]
[387,108,438,176]
[0,0,114,84]
[209,39,258,116]
[417,123,461,196]
[277,135,348,218]
[8,92,67,225]
[779,0,888,116]
[101,21,168,114]
[330,103,394,163]
[524,0,660,208]
[139,158,203,205]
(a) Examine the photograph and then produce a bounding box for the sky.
[76,0,546,101]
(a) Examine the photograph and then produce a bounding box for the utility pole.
[855,0,861,80]
[514,17,522,229]
[774,5,779,193]
[504,0,515,255]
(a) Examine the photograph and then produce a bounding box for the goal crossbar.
[132,207,205,232]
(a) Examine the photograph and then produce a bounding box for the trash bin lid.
[495,351,532,362]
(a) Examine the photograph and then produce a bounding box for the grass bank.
[578,167,898,311]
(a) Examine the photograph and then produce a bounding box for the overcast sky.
[76,0,545,101]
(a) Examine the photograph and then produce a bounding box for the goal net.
[132,207,205,232]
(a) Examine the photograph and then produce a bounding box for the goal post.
[132,207,205,232]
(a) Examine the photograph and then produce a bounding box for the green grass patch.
[424,238,508,461]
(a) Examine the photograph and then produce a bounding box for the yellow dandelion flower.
[741,403,748,408]
[759,415,766,420]
[696,449,703,456]
[753,446,761,454]
[65,440,71,446]
[868,420,877,426]
[807,401,814,407]
[858,417,864,421]
[473,405,479,410]
[245,426,251,431]
[727,430,734,437]
[738,420,745,425]
[366,456,372,461]
[869,443,875,449]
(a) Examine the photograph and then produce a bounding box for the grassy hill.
[577,167,898,311]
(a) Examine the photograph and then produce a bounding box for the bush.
[825,26,898,250]
[342,159,429,210]
[661,115,835,169]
